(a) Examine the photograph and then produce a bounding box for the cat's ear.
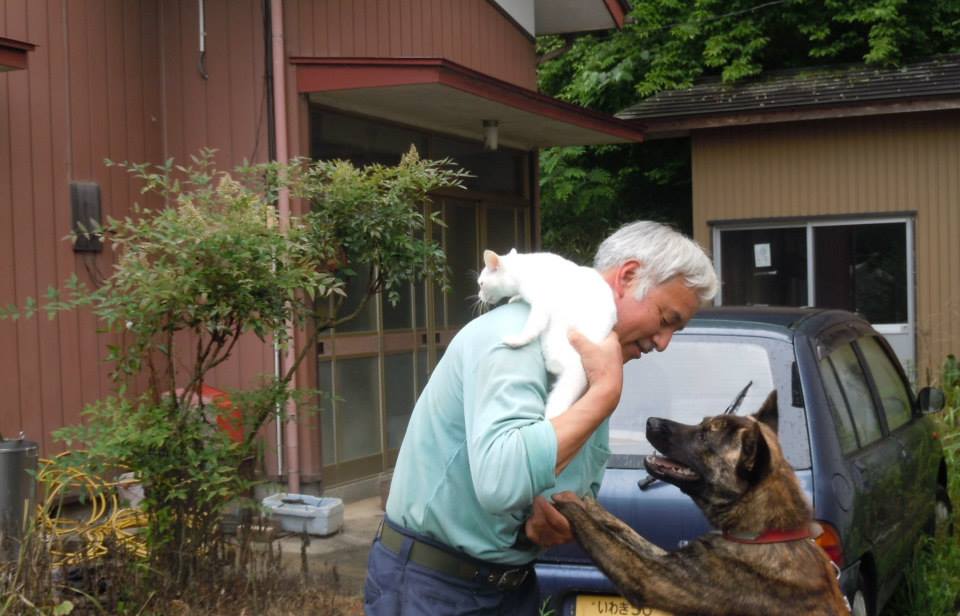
[483,249,500,270]
[508,248,518,256]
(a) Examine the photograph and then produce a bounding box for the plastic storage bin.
[261,493,344,536]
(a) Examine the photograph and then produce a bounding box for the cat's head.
[477,248,519,304]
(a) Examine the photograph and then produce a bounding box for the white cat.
[477,248,617,419]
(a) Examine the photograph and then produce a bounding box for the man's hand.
[524,495,573,548]
[568,329,623,404]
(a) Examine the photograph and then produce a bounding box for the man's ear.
[483,249,500,270]
[737,422,771,484]
[613,260,643,297]
[753,390,778,434]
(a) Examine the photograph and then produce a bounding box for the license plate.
[575,594,673,616]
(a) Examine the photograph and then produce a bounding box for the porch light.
[483,120,499,151]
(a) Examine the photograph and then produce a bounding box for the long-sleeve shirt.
[385,301,610,565]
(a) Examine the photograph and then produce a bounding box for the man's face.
[614,275,700,363]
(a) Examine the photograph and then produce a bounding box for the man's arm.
[550,330,623,474]
[523,331,623,548]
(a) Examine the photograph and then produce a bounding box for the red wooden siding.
[285,0,537,90]
[0,0,274,455]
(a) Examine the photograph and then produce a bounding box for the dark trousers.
[363,521,541,615]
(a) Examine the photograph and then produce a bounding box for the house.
[620,55,960,382]
[0,0,640,499]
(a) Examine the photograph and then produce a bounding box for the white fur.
[477,248,617,419]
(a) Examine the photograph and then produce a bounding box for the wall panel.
[0,0,274,455]
[693,111,960,380]
[287,0,536,90]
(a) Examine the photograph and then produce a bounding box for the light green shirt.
[386,302,610,565]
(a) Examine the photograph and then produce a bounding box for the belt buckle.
[493,567,529,590]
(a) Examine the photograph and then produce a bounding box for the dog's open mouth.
[644,454,700,483]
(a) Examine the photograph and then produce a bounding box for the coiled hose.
[36,457,148,565]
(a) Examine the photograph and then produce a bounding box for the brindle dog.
[553,391,849,616]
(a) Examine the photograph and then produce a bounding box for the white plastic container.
[261,493,344,536]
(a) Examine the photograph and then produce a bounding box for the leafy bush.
[8,148,466,593]
[882,354,960,615]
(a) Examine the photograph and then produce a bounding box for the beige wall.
[691,110,960,381]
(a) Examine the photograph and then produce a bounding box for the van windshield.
[609,339,777,458]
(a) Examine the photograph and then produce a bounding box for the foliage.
[537,0,960,257]
[6,148,466,588]
[938,354,960,497]
[882,354,960,615]
[540,141,692,263]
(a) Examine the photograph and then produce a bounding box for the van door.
[856,335,936,546]
[820,342,903,591]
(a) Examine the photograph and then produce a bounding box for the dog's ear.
[753,390,778,434]
[737,422,771,484]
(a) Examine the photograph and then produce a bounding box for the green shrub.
[7,148,466,594]
[882,354,960,615]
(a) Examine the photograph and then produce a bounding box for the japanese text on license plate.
[575,594,673,616]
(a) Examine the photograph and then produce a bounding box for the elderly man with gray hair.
[365,221,718,615]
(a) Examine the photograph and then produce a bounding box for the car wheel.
[934,485,953,538]
[849,570,875,616]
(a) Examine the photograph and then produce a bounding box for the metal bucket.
[0,437,39,560]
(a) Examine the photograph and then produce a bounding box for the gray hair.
[593,221,718,302]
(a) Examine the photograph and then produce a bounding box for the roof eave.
[293,57,645,149]
[625,97,960,138]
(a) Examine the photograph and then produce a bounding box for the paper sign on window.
[753,243,771,268]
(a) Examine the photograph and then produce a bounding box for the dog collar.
[722,525,815,544]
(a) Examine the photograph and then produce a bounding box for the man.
[364,221,719,615]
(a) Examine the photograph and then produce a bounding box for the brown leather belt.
[378,523,532,591]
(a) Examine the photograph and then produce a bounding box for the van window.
[607,334,810,469]
[858,336,912,431]
[827,344,883,446]
[819,357,859,454]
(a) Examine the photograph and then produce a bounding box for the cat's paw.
[502,334,534,348]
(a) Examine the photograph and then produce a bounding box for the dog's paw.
[552,491,581,505]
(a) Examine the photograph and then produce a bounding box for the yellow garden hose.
[35,457,149,565]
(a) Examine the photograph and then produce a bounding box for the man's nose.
[653,330,673,352]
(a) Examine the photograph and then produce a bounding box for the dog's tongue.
[646,454,699,480]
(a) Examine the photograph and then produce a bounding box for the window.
[384,353,415,449]
[819,357,859,454]
[445,201,479,327]
[828,344,883,447]
[814,223,907,324]
[334,357,381,461]
[606,337,811,466]
[432,135,524,196]
[719,227,808,307]
[309,106,533,486]
[716,218,915,375]
[858,336,912,431]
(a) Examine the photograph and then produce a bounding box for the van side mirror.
[917,387,946,413]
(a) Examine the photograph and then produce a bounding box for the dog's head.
[643,390,781,521]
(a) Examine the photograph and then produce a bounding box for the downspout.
[269,0,301,494]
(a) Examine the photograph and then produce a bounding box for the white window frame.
[712,216,915,359]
